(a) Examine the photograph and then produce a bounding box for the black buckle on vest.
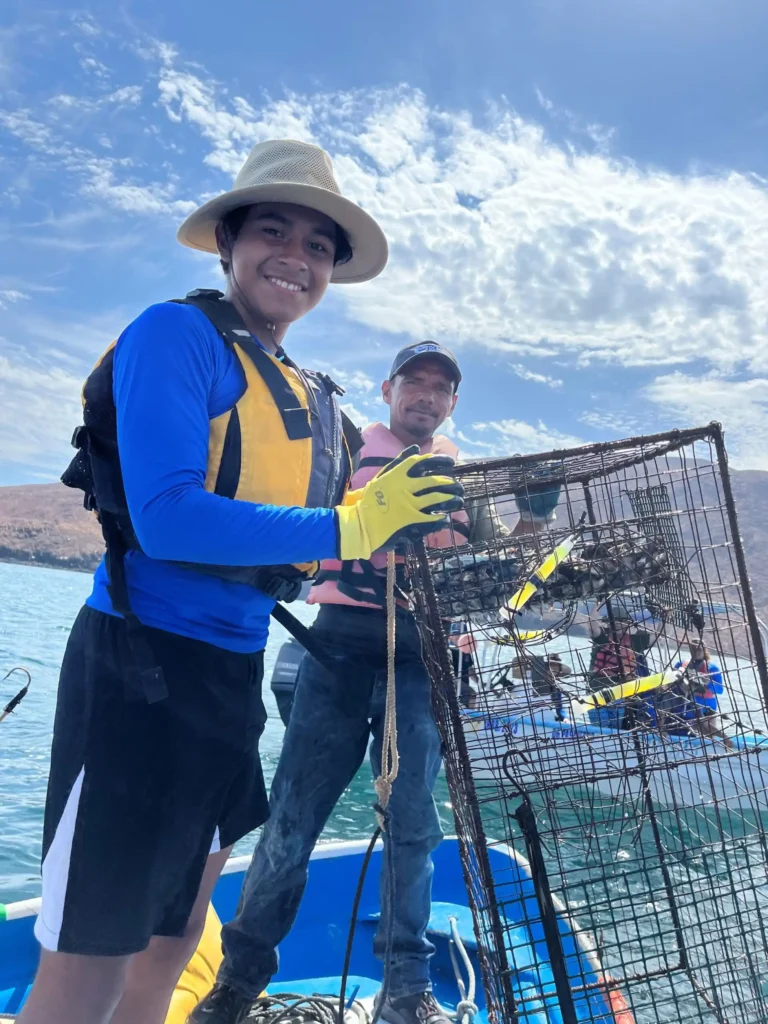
[256,572,304,604]
[316,372,345,397]
[71,425,87,449]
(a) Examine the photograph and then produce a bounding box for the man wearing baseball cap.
[18,141,463,1024]
[193,341,558,1024]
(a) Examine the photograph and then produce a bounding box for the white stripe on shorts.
[34,768,85,952]
[209,827,221,855]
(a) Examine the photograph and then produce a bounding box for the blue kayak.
[0,837,632,1023]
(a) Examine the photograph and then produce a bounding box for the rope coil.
[448,916,477,1024]
[374,550,399,826]
[246,993,369,1024]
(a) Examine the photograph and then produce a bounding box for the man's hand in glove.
[335,445,464,561]
[512,481,562,536]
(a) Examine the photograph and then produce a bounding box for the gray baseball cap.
[388,341,462,386]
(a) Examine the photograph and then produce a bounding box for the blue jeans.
[219,605,445,999]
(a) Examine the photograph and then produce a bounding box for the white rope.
[447,916,478,1024]
[374,549,399,827]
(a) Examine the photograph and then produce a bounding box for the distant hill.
[1,471,767,625]
[0,483,103,573]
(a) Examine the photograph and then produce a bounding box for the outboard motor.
[270,638,306,726]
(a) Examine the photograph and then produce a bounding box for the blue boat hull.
[0,838,629,1023]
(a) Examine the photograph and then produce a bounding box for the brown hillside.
[0,483,103,572]
[0,472,767,624]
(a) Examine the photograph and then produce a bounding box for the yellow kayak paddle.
[491,629,548,645]
[578,668,683,710]
[504,512,587,616]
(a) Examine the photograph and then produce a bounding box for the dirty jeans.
[219,604,445,999]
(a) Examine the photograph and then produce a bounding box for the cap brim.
[176,183,388,284]
[392,352,462,384]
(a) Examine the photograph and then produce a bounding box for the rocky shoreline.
[0,551,97,574]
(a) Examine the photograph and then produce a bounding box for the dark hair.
[219,205,353,275]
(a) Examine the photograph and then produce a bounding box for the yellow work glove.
[341,486,365,507]
[335,445,464,562]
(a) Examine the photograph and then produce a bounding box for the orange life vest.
[592,631,637,681]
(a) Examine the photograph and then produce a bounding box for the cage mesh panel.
[408,423,768,1024]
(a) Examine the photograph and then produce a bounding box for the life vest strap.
[340,411,365,459]
[175,291,314,442]
[101,513,169,704]
[213,407,241,500]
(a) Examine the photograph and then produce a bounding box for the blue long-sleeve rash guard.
[87,301,338,652]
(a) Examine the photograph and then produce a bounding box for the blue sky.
[1,0,767,484]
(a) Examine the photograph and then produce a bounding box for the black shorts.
[35,606,268,956]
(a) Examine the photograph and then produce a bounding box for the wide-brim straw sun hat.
[177,139,388,284]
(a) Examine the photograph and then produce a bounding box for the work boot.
[187,982,254,1023]
[377,991,453,1024]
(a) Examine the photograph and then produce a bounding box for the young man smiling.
[192,342,560,1024]
[18,141,463,1024]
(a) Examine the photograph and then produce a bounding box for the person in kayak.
[586,603,653,728]
[17,140,464,1024]
[674,641,733,747]
[506,653,571,720]
[190,345,561,1024]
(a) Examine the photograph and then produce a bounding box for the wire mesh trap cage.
[407,423,768,1024]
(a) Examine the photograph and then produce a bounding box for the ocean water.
[4,561,768,1020]
[0,560,453,903]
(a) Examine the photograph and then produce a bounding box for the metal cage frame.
[408,422,768,1024]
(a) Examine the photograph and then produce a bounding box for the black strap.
[312,561,387,606]
[176,291,312,442]
[514,796,579,1024]
[269,602,341,676]
[341,411,365,459]
[235,335,312,440]
[357,455,392,472]
[451,518,472,540]
[314,558,413,608]
[100,515,168,704]
[214,407,241,499]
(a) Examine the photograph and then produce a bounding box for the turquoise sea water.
[0,560,453,903]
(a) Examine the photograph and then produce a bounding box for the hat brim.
[392,351,462,385]
[176,182,388,284]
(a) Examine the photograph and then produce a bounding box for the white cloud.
[462,418,585,456]
[157,70,315,176]
[4,43,768,377]
[80,56,109,78]
[78,156,197,216]
[511,364,563,388]
[47,85,142,117]
[142,69,768,373]
[108,86,142,106]
[0,109,55,149]
[535,88,554,113]
[644,372,768,469]
[340,401,373,431]
[578,409,642,437]
[72,15,101,37]
[337,369,378,393]
[4,26,768,476]
[0,354,83,473]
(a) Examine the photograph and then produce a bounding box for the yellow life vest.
[62,290,361,602]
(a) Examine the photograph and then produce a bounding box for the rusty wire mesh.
[408,423,768,1024]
